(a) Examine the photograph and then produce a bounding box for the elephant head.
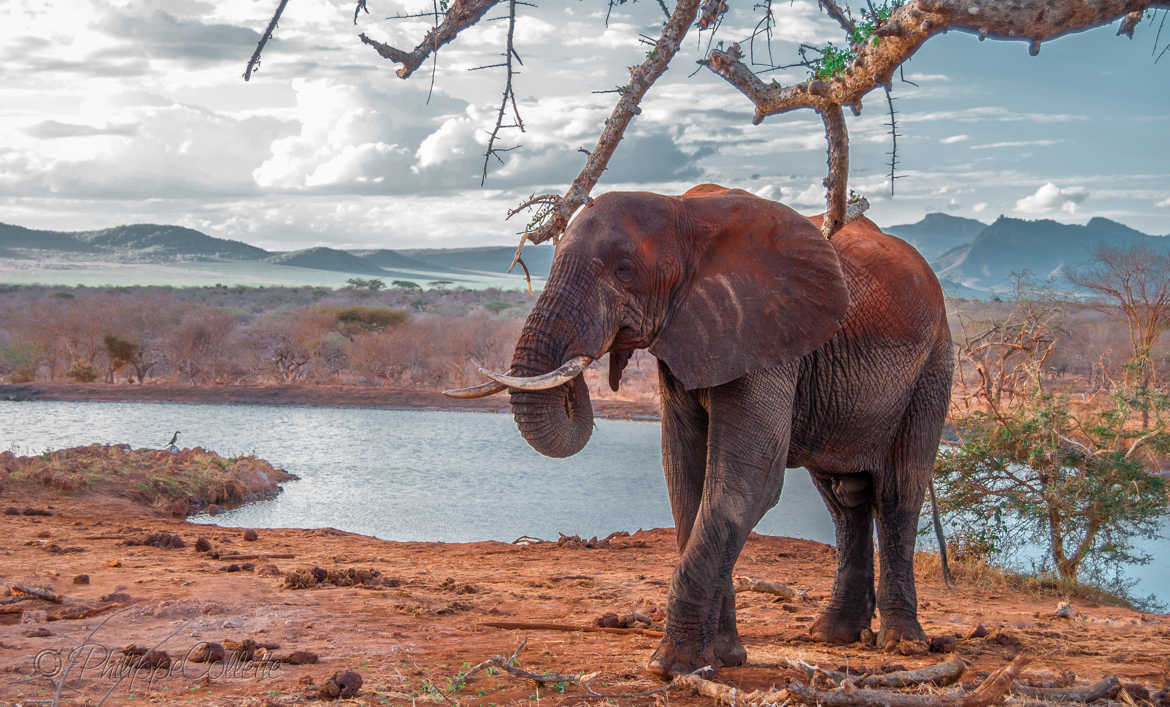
[445,184,851,458]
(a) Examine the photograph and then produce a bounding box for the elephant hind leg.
[808,469,875,644]
[875,346,951,650]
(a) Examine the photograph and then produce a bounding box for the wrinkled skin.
[506,184,952,678]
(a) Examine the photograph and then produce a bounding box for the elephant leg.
[648,368,793,678]
[875,353,950,650]
[659,361,708,554]
[807,470,875,644]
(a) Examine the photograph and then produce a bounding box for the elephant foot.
[646,636,719,680]
[809,609,871,645]
[712,628,747,668]
[878,613,927,652]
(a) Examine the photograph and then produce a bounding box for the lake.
[2,401,1165,606]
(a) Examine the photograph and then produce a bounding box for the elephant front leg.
[648,370,793,678]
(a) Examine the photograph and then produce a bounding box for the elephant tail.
[927,475,953,586]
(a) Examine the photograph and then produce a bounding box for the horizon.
[1,2,1167,251]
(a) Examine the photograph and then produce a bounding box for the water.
[2,401,1165,606]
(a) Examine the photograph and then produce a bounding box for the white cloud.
[784,183,825,206]
[969,139,1061,150]
[1156,197,1170,208]
[972,202,988,213]
[940,134,969,144]
[1015,182,1090,215]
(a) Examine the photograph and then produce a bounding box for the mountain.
[397,245,556,279]
[0,222,268,260]
[886,213,987,261]
[943,216,1170,292]
[265,247,389,275]
[349,248,443,272]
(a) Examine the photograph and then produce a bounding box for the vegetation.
[937,259,1170,608]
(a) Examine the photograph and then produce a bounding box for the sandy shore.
[0,382,662,420]
[3,485,1169,704]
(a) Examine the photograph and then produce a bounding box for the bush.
[333,306,408,335]
[66,361,100,382]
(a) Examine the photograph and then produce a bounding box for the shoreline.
[0,382,662,421]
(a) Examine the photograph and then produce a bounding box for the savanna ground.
[1,447,1169,705]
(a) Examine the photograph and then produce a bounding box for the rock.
[142,532,185,549]
[72,574,90,585]
[859,627,878,647]
[107,559,122,568]
[194,537,212,553]
[990,630,1021,649]
[241,563,254,571]
[220,564,242,572]
[319,671,362,699]
[167,499,190,517]
[595,612,621,628]
[100,592,132,603]
[969,623,988,638]
[258,563,282,577]
[929,635,956,653]
[3,507,19,515]
[1054,601,1076,619]
[20,610,47,624]
[285,650,319,665]
[1121,683,1150,701]
[137,650,171,670]
[24,627,52,637]
[23,508,52,516]
[243,528,258,541]
[189,642,226,664]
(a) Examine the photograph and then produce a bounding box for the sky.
[0,0,1167,251]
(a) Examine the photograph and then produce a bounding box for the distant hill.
[349,248,442,272]
[886,213,987,261]
[0,222,267,260]
[397,245,556,279]
[265,247,389,276]
[940,216,1170,292]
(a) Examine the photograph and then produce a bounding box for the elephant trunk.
[508,260,600,458]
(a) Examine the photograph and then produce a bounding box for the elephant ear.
[650,190,850,390]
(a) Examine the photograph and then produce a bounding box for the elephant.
[446,184,953,678]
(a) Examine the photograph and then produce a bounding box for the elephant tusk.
[478,355,594,391]
[442,380,508,399]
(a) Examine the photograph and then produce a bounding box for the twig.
[481,620,664,638]
[1010,675,1121,702]
[244,0,291,81]
[481,0,524,186]
[732,575,800,600]
[360,0,501,79]
[786,657,966,688]
[787,655,1027,706]
[52,607,130,707]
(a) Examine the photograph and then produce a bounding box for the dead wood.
[674,672,789,704]
[10,584,62,603]
[787,655,1026,706]
[215,553,296,561]
[480,620,663,638]
[49,603,124,622]
[787,656,966,688]
[1010,675,1121,702]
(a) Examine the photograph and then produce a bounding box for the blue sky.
[0,0,1166,250]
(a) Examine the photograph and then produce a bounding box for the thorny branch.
[243,0,291,81]
[359,0,502,79]
[480,0,525,186]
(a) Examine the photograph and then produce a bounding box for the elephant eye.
[614,257,635,283]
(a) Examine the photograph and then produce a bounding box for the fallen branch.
[10,584,62,603]
[787,655,1028,707]
[787,657,967,689]
[1010,675,1121,703]
[215,553,296,561]
[733,575,800,600]
[49,603,125,622]
[481,620,663,638]
[675,672,790,704]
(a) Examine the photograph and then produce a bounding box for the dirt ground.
[2,484,1169,706]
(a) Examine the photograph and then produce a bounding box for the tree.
[391,280,421,290]
[103,333,139,384]
[1068,245,1170,421]
[346,277,386,291]
[938,287,1170,599]
[244,0,1169,261]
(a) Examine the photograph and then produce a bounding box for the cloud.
[973,202,988,213]
[24,120,138,139]
[940,134,969,144]
[1015,182,1090,215]
[95,7,262,62]
[969,139,1061,150]
[1156,197,1170,208]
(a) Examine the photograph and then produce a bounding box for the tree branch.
[820,102,849,237]
[520,0,702,245]
[243,0,291,81]
[360,0,502,79]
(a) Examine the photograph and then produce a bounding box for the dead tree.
[245,0,1168,250]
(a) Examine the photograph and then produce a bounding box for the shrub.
[66,361,99,382]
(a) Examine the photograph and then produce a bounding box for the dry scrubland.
[0,283,1160,409]
[1,446,1169,705]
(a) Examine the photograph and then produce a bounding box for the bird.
[166,431,180,451]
